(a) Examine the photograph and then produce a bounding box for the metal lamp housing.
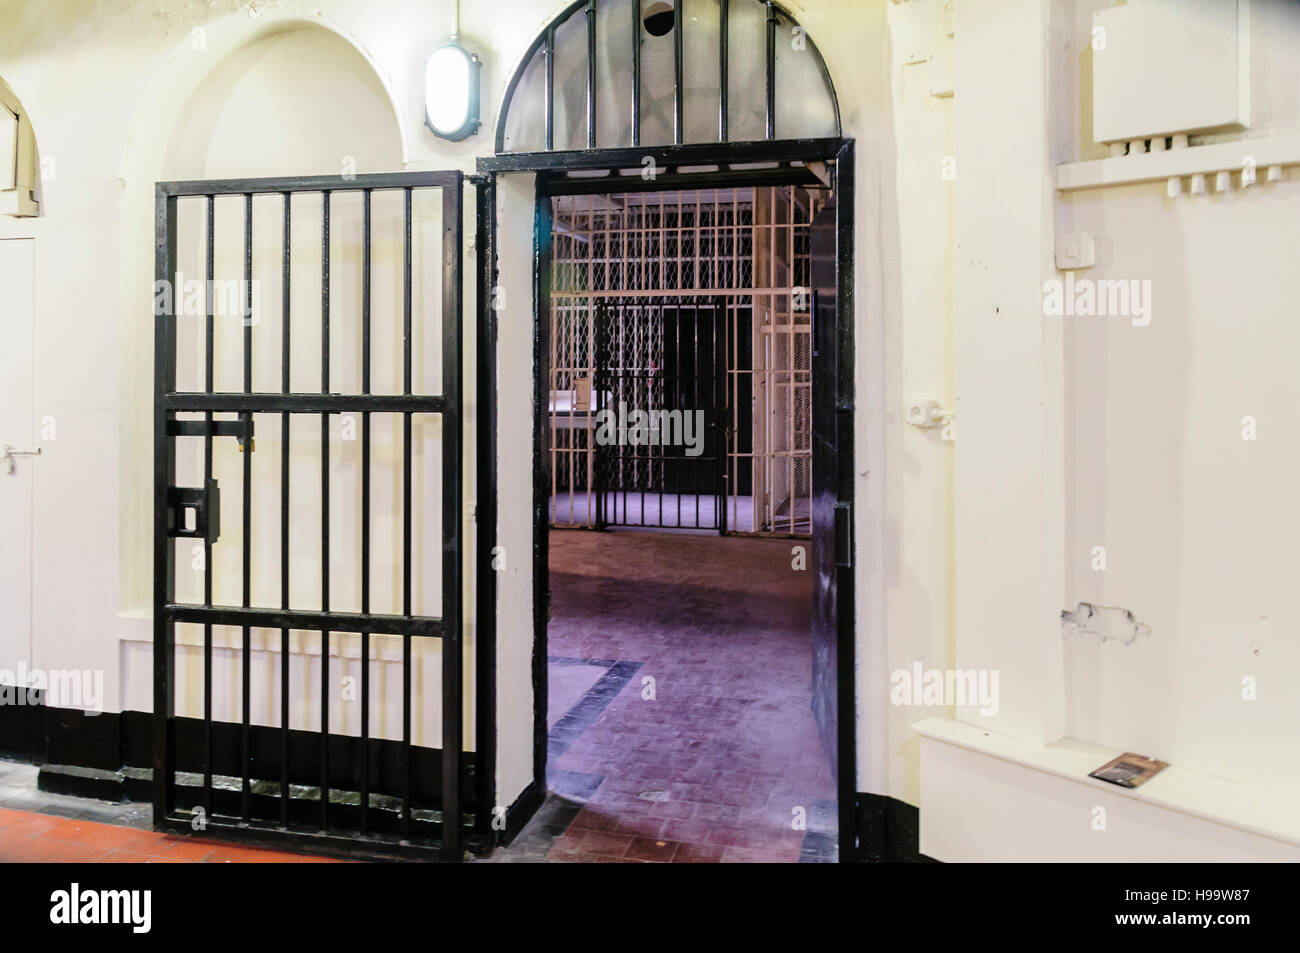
[425,41,481,142]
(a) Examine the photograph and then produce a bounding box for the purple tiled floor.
[546,529,836,863]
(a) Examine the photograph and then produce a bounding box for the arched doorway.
[476,0,856,862]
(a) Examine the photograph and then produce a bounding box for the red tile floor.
[539,529,836,863]
[0,807,341,863]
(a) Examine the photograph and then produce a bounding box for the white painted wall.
[1056,0,1300,799]
[876,0,957,806]
[0,0,962,816]
[0,238,36,676]
[493,172,539,807]
[947,0,1300,856]
[953,0,1066,746]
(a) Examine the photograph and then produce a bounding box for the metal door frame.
[153,170,465,860]
[477,136,856,859]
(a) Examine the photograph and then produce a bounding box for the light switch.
[1055,233,1095,271]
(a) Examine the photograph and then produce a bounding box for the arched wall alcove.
[119,16,410,617]
[117,18,441,747]
[160,28,403,180]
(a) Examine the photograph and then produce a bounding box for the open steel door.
[809,179,856,858]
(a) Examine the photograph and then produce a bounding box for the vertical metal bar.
[279,192,291,827]
[558,214,564,524]
[241,192,253,823]
[615,304,621,527]
[659,195,666,527]
[474,174,498,838]
[719,0,729,141]
[739,191,746,530]
[716,298,725,533]
[674,304,682,527]
[693,189,701,293]
[732,255,741,529]
[765,1,776,140]
[360,188,371,834]
[786,189,795,535]
[441,176,465,860]
[787,300,794,534]
[401,187,413,838]
[593,302,602,528]
[693,304,700,527]
[654,304,662,528]
[586,0,597,149]
[152,186,177,828]
[547,209,556,525]
[320,190,331,829]
[202,194,214,816]
[631,0,641,147]
[674,0,684,145]
[545,26,555,151]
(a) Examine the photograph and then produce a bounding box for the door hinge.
[834,502,852,568]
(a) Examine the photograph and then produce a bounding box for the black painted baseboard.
[1,697,477,815]
[499,779,545,846]
[854,792,938,863]
[0,687,45,762]
[7,697,917,862]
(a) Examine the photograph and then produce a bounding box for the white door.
[0,237,35,676]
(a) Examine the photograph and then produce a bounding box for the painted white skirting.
[915,718,1300,862]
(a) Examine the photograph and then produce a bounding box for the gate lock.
[163,415,252,544]
[167,479,221,544]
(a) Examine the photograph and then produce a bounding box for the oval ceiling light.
[425,39,481,142]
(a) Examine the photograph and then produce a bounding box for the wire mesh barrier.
[548,186,818,535]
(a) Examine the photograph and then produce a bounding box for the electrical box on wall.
[1092,0,1250,144]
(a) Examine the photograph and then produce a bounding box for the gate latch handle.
[2,444,41,475]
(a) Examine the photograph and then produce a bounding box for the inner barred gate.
[547,185,819,535]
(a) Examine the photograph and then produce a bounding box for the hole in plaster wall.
[1061,602,1151,646]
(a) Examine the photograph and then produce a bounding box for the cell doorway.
[519,168,847,864]
[546,186,819,537]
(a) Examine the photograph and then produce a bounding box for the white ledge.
[914,717,1300,849]
[1057,133,1300,192]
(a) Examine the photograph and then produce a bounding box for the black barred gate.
[153,171,467,859]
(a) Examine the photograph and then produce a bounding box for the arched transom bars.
[496,0,841,154]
